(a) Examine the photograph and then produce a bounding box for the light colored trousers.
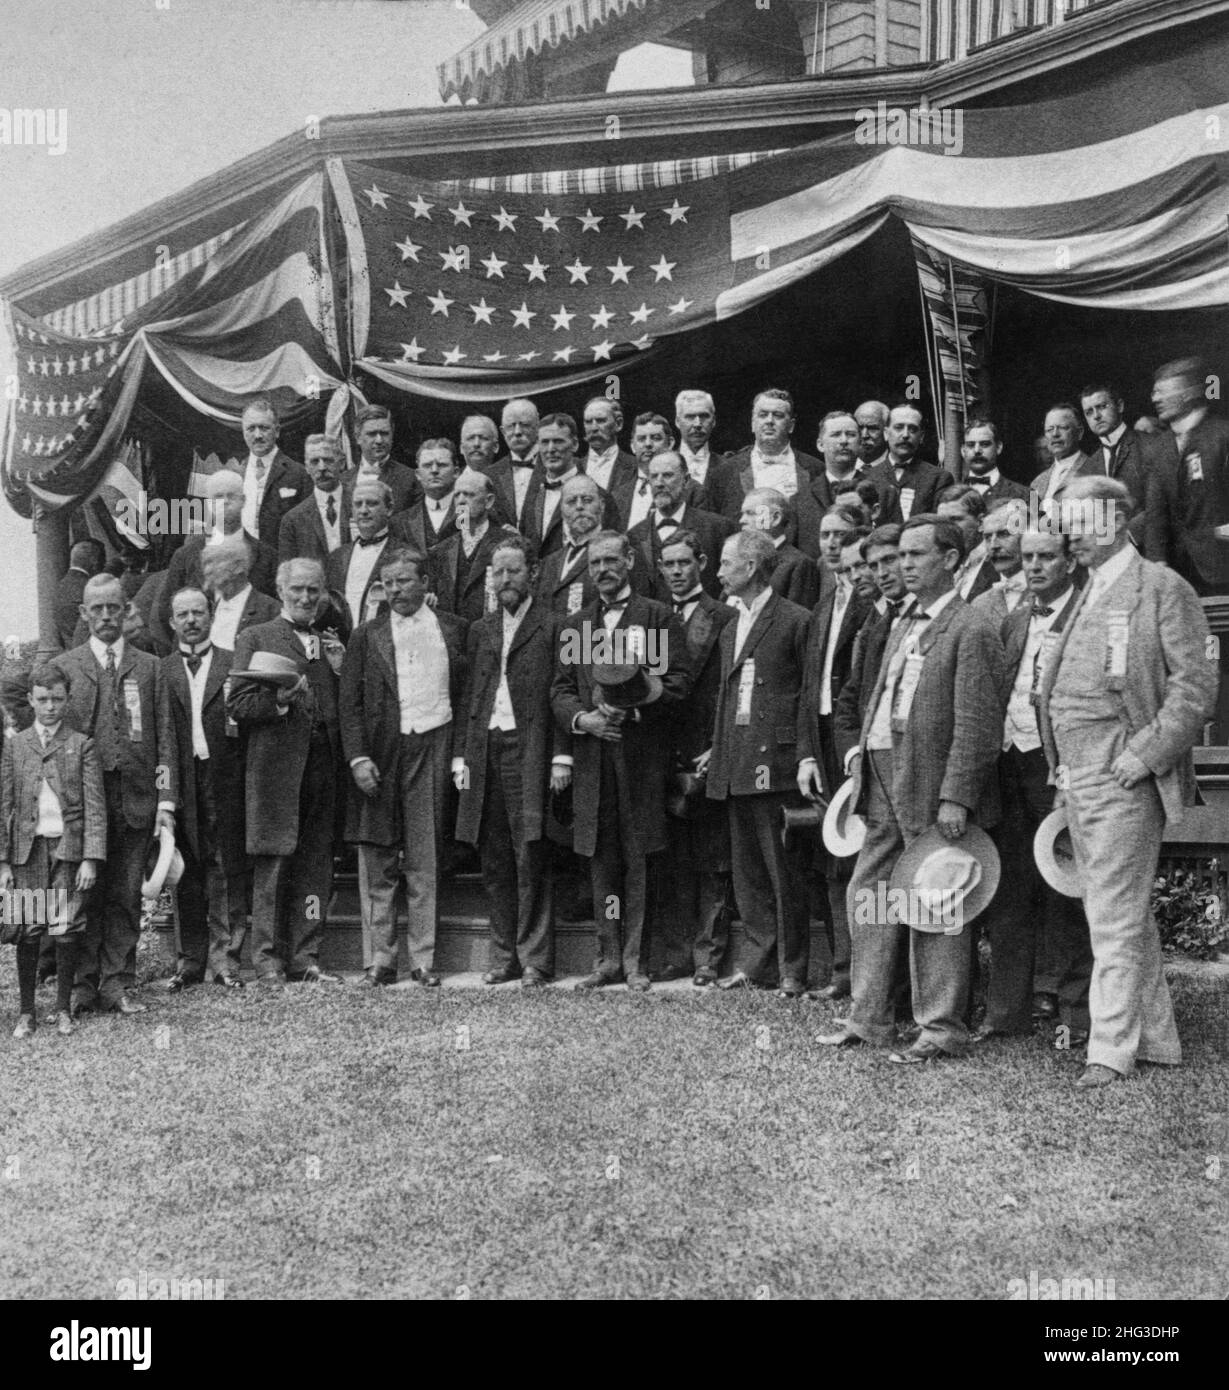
[1055,718,1181,1076]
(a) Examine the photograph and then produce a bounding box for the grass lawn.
[0,955,1225,1300]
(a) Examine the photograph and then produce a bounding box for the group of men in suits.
[37,364,1222,1092]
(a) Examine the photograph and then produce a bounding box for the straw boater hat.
[888,825,1001,932]
[1034,808,1083,898]
[822,777,866,857]
[592,659,662,710]
[141,824,184,900]
[229,651,302,687]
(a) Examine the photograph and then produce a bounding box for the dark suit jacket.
[852,594,1005,836]
[550,594,691,858]
[56,641,178,830]
[797,585,874,787]
[967,472,1031,507]
[341,459,422,518]
[161,646,246,874]
[1144,413,1229,589]
[392,498,460,555]
[957,557,998,605]
[582,450,640,529]
[158,532,278,638]
[338,607,469,846]
[706,591,811,800]
[277,493,351,568]
[865,457,956,522]
[810,466,899,519]
[534,542,652,615]
[454,599,568,845]
[771,542,824,610]
[217,588,281,649]
[252,450,311,544]
[708,448,826,558]
[523,469,618,560]
[0,724,106,865]
[228,616,341,857]
[429,524,520,625]
[326,538,393,630]
[486,453,538,529]
[54,569,90,650]
[627,505,735,602]
[833,602,897,765]
[674,592,735,765]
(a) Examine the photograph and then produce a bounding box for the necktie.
[565,545,585,572]
[1103,441,1117,475]
[356,531,388,548]
[326,494,337,526]
[100,645,121,756]
[636,477,650,497]
[38,727,48,750]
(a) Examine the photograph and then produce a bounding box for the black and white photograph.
[0,0,1226,1333]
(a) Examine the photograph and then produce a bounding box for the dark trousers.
[816,715,852,988]
[588,743,648,980]
[479,729,554,977]
[359,725,450,975]
[76,772,148,1008]
[656,808,731,975]
[175,759,249,981]
[251,738,336,978]
[987,745,1093,1032]
[728,790,810,984]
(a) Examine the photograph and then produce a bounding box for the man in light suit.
[340,548,469,988]
[228,559,346,985]
[698,530,812,996]
[819,514,1005,1062]
[1038,476,1218,1087]
[454,535,572,987]
[1030,403,1099,522]
[278,434,352,567]
[629,451,734,602]
[237,397,311,544]
[708,389,825,556]
[326,478,393,631]
[162,587,249,991]
[57,575,178,1014]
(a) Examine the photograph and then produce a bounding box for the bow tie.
[673,596,698,613]
[969,475,992,487]
[356,531,388,548]
[542,477,564,491]
[601,599,628,618]
[291,622,316,635]
[1033,603,1055,618]
[886,600,904,617]
[510,457,535,469]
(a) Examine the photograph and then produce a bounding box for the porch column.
[34,502,70,658]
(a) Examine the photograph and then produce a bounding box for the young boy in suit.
[0,664,106,1037]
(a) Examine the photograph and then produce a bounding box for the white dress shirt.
[390,605,451,734]
[210,584,251,651]
[652,502,687,545]
[819,580,852,716]
[866,588,957,748]
[345,537,387,626]
[626,471,654,531]
[679,442,712,486]
[1043,452,1083,502]
[34,721,64,838]
[749,446,797,498]
[1100,423,1127,474]
[425,490,455,537]
[460,518,490,559]
[967,468,1001,490]
[584,444,619,493]
[540,468,576,535]
[507,448,538,521]
[733,584,772,660]
[1004,585,1074,752]
[314,487,344,552]
[242,452,273,538]
[89,634,123,671]
[1085,543,1136,608]
[994,570,1029,613]
[489,598,530,731]
[180,647,213,759]
[671,586,703,624]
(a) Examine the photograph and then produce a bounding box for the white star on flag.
[619,206,646,231]
[553,346,575,363]
[483,351,507,362]
[364,185,389,208]
[440,246,468,272]
[535,208,562,233]
[510,302,537,329]
[565,259,591,284]
[399,339,425,362]
[629,304,655,324]
[52,358,63,376]
[590,305,615,329]
[577,209,603,232]
[449,201,474,227]
[650,256,676,282]
[517,351,540,362]
[632,335,654,351]
[523,256,549,283]
[668,297,693,315]
[427,290,454,316]
[469,298,496,324]
[481,252,508,278]
[550,306,576,331]
[663,200,690,224]
[441,346,467,364]
[65,357,76,375]
[492,206,518,232]
[408,194,433,219]
[591,341,615,361]
[606,258,632,284]
[385,282,411,307]
[395,236,423,262]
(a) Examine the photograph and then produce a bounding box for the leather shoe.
[212,974,245,989]
[653,964,690,982]
[109,996,147,1015]
[718,971,756,991]
[693,968,717,988]
[521,968,549,989]
[817,1027,864,1047]
[47,1010,75,1037]
[778,976,806,998]
[482,968,520,985]
[888,1040,949,1065]
[410,968,441,988]
[1076,1063,1122,1088]
[573,972,616,992]
[166,972,201,993]
[364,967,396,988]
[627,974,652,992]
[12,1013,36,1039]
[813,981,849,1001]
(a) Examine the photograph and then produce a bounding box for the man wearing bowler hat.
[819,514,1005,1063]
[550,532,691,991]
[228,558,346,985]
[1038,476,1217,1087]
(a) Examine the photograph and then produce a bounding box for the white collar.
[1032,584,1076,620]
[751,444,794,469]
[35,721,62,740]
[1088,543,1136,595]
[679,441,710,461]
[736,585,772,620]
[1052,451,1082,470]
[969,467,1001,487]
[89,635,124,666]
[217,583,252,609]
[1102,423,1127,448]
[248,451,275,473]
[586,443,618,466]
[996,569,1027,590]
[1170,406,1207,438]
[427,490,454,513]
[912,586,958,621]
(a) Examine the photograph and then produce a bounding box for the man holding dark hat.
[550,531,691,991]
[819,514,1005,1063]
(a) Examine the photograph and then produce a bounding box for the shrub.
[1153,866,1228,961]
